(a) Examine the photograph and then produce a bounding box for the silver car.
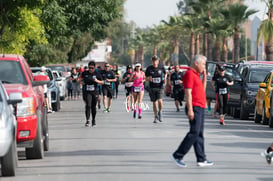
[52,70,67,101]
[0,81,22,176]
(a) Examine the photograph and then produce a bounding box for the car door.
[228,68,242,106]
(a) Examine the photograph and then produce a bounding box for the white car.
[52,70,67,100]
[0,81,22,176]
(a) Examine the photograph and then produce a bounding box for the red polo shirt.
[183,68,206,108]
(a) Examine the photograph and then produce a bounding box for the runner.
[113,63,121,99]
[145,55,167,123]
[122,65,134,112]
[211,65,233,125]
[96,66,102,109]
[129,63,145,119]
[170,65,185,112]
[80,61,104,127]
[100,63,116,112]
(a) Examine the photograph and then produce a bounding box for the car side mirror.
[259,82,267,88]
[8,92,23,105]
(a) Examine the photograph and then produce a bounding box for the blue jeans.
[173,106,206,162]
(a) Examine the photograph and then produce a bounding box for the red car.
[0,54,49,159]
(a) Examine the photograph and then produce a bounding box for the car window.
[47,66,65,72]
[263,73,271,84]
[248,70,269,83]
[206,62,216,77]
[0,61,28,85]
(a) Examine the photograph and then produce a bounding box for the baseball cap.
[41,66,46,71]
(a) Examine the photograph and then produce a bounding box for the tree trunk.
[214,35,221,62]
[233,27,240,63]
[195,33,200,55]
[171,38,179,65]
[265,40,273,61]
[139,45,144,66]
[203,30,208,57]
[190,32,195,62]
[221,37,228,62]
[207,33,213,61]
[153,44,157,55]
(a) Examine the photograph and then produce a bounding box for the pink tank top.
[132,71,144,87]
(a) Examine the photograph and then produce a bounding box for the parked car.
[52,70,67,101]
[228,64,273,120]
[0,54,49,159]
[46,64,71,78]
[31,67,61,111]
[0,81,22,176]
[254,70,273,127]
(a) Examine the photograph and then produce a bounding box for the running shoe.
[138,115,142,119]
[153,116,158,123]
[171,154,187,168]
[103,108,108,113]
[107,108,110,112]
[133,111,136,119]
[85,121,91,127]
[197,160,214,167]
[261,150,273,164]
[220,119,225,125]
[176,108,180,112]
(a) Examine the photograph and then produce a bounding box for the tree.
[257,0,273,61]
[222,3,257,63]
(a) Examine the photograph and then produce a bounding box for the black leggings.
[115,81,119,96]
[217,93,229,115]
[85,92,98,125]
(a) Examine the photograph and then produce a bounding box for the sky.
[124,0,268,28]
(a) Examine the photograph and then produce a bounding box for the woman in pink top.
[129,63,145,119]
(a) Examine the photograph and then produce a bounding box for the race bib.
[174,80,180,85]
[86,84,95,91]
[152,77,161,83]
[134,86,142,92]
[104,80,111,85]
[219,88,227,94]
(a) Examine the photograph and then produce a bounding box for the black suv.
[228,63,273,120]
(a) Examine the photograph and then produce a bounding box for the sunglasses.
[89,67,95,69]
[105,66,110,68]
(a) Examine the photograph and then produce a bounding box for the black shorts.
[173,88,184,101]
[125,86,132,97]
[102,86,113,98]
[149,88,163,102]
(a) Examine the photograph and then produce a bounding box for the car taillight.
[16,97,35,116]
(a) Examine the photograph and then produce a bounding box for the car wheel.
[254,106,262,123]
[262,104,269,125]
[1,139,17,176]
[239,102,249,120]
[26,112,44,159]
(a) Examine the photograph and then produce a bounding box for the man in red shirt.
[171,55,214,167]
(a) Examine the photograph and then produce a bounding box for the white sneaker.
[197,160,214,167]
[261,150,273,164]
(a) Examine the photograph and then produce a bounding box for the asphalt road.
[1,88,273,181]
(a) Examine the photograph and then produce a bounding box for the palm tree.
[257,0,273,61]
[221,3,257,63]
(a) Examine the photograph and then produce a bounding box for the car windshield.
[47,66,65,72]
[0,61,28,85]
[31,69,54,81]
[248,70,269,83]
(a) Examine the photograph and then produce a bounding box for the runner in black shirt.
[212,65,233,125]
[145,55,167,123]
[170,65,185,112]
[100,63,116,112]
[80,61,104,127]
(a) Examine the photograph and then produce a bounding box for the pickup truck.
[0,54,49,159]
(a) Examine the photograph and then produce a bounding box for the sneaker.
[138,115,142,119]
[103,108,108,113]
[171,154,187,168]
[158,112,162,122]
[197,160,214,167]
[261,150,273,164]
[107,108,110,112]
[85,121,91,127]
[133,111,136,118]
[92,124,96,128]
[176,108,180,112]
[47,109,53,113]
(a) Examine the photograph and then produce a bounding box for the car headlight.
[17,97,35,116]
[247,90,256,96]
[0,112,7,128]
